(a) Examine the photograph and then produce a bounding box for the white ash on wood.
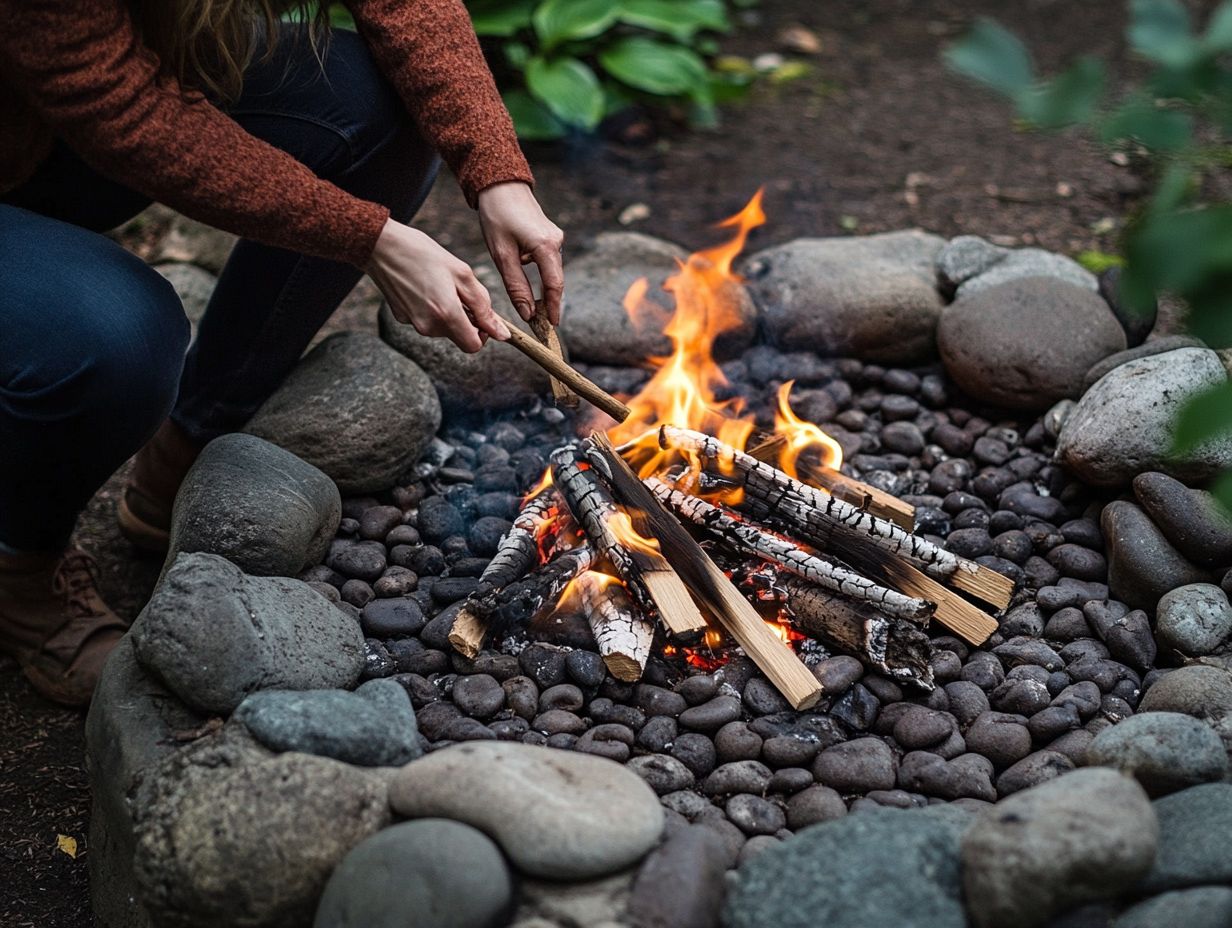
[574,571,655,682]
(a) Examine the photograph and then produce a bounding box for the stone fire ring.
[89,230,1232,928]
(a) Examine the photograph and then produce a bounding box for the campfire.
[449,193,1014,709]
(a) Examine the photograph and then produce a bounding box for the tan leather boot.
[0,547,128,707]
[117,418,202,554]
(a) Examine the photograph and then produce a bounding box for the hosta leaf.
[943,19,1034,98]
[600,37,709,96]
[503,89,568,140]
[468,0,535,37]
[618,0,730,42]
[532,0,619,51]
[525,56,605,129]
[1100,96,1193,150]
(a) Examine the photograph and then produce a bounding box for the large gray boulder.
[559,231,756,365]
[1142,783,1232,893]
[938,277,1126,411]
[723,806,970,928]
[745,230,945,363]
[961,768,1158,928]
[1156,583,1232,657]
[86,638,205,928]
[1139,664,1232,761]
[937,236,1100,297]
[1134,472,1232,569]
[1085,711,1229,795]
[245,331,441,494]
[388,741,663,880]
[133,730,389,928]
[163,433,340,580]
[131,553,365,715]
[1057,347,1232,487]
[313,820,513,928]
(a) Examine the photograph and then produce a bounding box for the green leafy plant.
[467,0,754,139]
[946,0,1232,509]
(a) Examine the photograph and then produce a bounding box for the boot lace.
[51,549,109,619]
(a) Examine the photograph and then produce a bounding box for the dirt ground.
[1,1,1150,924]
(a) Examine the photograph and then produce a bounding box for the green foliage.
[946,1,1232,510]
[467,0,750,138]
[1075,250,1125,273]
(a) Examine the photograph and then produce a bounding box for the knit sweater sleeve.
[0,0,389,267]
[345,0,534,206]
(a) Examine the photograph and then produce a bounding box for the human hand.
[365,219,510,353]
[477,181,565,325]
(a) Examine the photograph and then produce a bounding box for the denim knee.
[3,257,189,437]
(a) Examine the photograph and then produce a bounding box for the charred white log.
[481,545,596,638]
[576,572,655,682]
[659,425,967,579]
[552,446,708,640]
[647,477,934,623]
[743,568,935,690]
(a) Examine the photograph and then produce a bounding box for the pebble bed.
[298,345,1168,855]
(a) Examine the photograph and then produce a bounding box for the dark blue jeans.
[0,29,439,552]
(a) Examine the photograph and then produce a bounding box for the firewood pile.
[449,424,1014,710]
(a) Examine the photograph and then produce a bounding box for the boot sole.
[116,496,171,557]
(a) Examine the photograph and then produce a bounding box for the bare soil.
[0,1,1151,924]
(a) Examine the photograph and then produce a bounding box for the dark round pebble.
[538,683,584,712]
[565,650,607,688]
[672,732,719,779]
[715,721,764,763]
[361,597,426,638]
[452,674,505,719]
[417,497,465,545]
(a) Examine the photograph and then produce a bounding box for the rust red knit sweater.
[0,0,533,267]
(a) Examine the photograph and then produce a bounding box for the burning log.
[646,477,934,623]
[449,488,563,657]
[589,433,824,710]
[550,446,708,641]
[662,426,1014,612]
[574,571,655,681]
[747,431,915,530]
[752,572,935,689]
[477,545,596,638]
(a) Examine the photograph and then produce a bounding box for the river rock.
[1134,472,1232,569]
[1142,783,1232,892]
[1139,665,1232,756]
[935,235,1009,290]
[1082,335,1207,390]
[1101,502,1211,611]
[1057,347,1232,487]
[961,768,1158,928]
[234,678,421,767]
[378,298,549,413]
[745,230,946,363]
[627,825,728,928]
[723,807,969,928]
[938,277,1125,411]
[246,331,441,494]
[131,553,365,715]
[955,247,1098,298]
[558,231,755,365]
[1114,887,1232,928]
[163,433,340,579]
[1086,711,1228,795]
[133,733,390,928]
[388,742,663,879]
[1156,584,1232,657]
[313,819,512,928]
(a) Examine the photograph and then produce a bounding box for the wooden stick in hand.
[501,325,632,422]
[529,299,579,409]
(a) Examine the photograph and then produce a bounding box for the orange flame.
[774,381,844,479]
[557,568,623,613]
[607,510,661,557]
[602,190,842,492]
